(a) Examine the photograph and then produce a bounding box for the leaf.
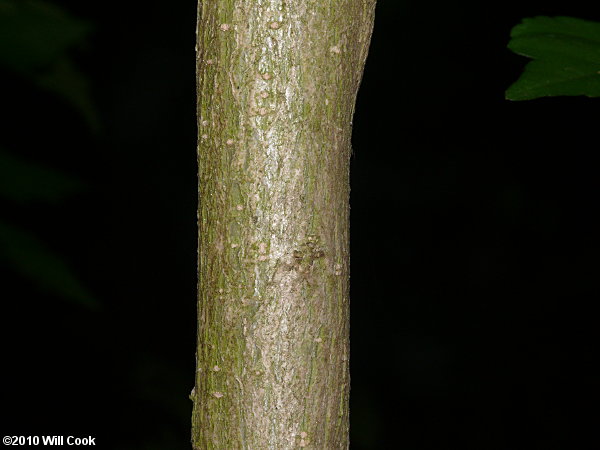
[0,219,97,309]
[0,0,90,72]
[506,16,600,100]
[0,0,98,129]
[35,57,100,131]
[0,148,83,203]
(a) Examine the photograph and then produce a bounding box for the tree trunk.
[192,1,376,448]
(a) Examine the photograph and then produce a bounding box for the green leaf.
[35,57,100,131]
[0,0,90,72]
[0,148,83,203]
[506,16,600,100]
[0,219,97,309]
[0,0,98,129]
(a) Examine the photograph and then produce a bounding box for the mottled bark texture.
[192,1,376,448]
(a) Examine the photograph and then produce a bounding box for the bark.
[192,1,376,448]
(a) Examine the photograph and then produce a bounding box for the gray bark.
[192,1,376,448]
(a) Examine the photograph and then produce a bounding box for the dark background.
[1,0,599,448]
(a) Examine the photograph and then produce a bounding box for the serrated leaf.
[0,148,83,203]
[0,219,97,309]
[506,16,600,100]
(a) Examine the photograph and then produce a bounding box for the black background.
[1,1,599,448]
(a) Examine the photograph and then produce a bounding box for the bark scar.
[291,234,326,279]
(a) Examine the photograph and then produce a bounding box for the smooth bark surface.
[192,1,376,448]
